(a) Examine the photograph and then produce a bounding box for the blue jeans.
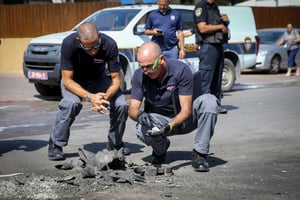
[287,48,299,68]
[162,46,179,59]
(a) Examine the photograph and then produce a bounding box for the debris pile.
[54,148,173,185]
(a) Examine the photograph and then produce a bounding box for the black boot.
[192,149,209,172]
[48,138,65,161]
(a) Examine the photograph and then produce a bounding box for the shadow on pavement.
[222,104,239,112]
[142,150,227,170]
[83,142,145,154]
[34,95,61,101]
[0,139,48,155]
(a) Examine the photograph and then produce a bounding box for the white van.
[23,4,259,96]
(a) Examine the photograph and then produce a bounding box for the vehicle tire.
[34,83,61,97]
[269,55,281,74]
[222,58,235,92]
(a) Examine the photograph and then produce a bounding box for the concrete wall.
[0,38,32,74]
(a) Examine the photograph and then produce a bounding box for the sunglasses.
[79,38,101,51]
[139,55,161,72]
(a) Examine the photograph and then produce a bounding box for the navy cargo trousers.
[197,43,224,99]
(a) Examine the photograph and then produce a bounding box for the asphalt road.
[0,72,300,199]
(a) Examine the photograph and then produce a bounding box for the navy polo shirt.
[61,32,121,81]
[145,8,184,51]
[131,59,193,117]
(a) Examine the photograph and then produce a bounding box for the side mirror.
[135,24,146,35]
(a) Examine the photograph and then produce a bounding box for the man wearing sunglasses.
[48,22,130,161]
[128,42,219,172]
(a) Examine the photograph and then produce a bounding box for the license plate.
[28,71,48,80]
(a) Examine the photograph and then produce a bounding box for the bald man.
[128,42,219,172]
[48,22,130,161]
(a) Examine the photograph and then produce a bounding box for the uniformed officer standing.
[193,0,230,114]
[48,22,130,161]
[128,42,219,172]
[145,0,185,59]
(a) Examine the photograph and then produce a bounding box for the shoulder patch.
[195,8,202,17]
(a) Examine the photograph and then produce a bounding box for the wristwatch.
[85,93,91,102]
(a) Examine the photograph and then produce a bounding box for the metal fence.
[252,7,300,30]
[0,2,300,37]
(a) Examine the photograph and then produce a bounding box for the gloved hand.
[137,111,152,127]
[147,123,172,137]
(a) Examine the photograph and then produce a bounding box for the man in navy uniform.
[48,22,130,161]
[128,42,219,172]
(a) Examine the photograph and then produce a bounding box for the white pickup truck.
[23,4,259,96]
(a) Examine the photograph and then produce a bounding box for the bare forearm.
[128,99,142,121]
[198,23,225,34]
[105,82,120,100]
[177,31,185,50]
[63,78,89,99]
[169,109,191,128]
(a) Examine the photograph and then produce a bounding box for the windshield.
[258,30,284,44]
[74,9,140,31]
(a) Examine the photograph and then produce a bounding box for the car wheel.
[269,55,281,74]
[34,83,61,97]
[222,58,235,92]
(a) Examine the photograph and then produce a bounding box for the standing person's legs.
[289,48,299,75]
[162,46,179,60]
[210,44,227,114]
[48,83,83,160]
[197,44,219,94]
[286,49,298,76]
[210,44,224,99]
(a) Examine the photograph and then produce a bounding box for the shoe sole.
[193,167,209,172]
[48,155,66,161]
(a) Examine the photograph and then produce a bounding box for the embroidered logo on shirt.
[166,85,176,91]
[93,58,105,64]
[195,8,202,17]
[170,15,175,21]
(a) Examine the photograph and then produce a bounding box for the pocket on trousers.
[197,44,209,57]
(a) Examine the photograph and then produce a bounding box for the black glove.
[147,123,172,137]
[137,111,152,127]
